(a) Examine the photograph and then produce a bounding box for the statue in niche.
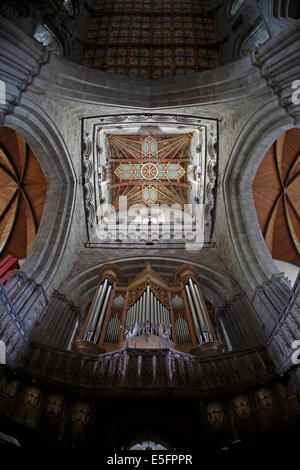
[0,377,21,415]
[13,386,41,428]
[233,395,251,418]
[0,377,20,398]
[256,387,280,429]
[40,394,65,439]
[206,402,232,446]
[256,388,273,409]
[232,395,256,437]
[71,401,91,431]
[69,401,92,448]
[207,402,224,425]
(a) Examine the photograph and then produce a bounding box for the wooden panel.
[253,128,300,266]
[0,127,47,259]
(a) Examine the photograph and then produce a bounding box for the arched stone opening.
[224,100,296,332]
[3,99,77,292]
[0,126,47,265]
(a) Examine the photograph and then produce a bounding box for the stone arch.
[3,97,77,293]
[60,256,244,315]
[223,98,296,299]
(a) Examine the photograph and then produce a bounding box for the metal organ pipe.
[67,318,79,350]
[175,317,191,344]
[159,302,163,325]
[94,284,112,343]
[146,286,150,322]
[192,280,211,332]
[188,279,207,332]
[84,279,108,341]
[185,283,201,342]
[105,316,121,344]
[150,291,154,324]
[124,288,172,338]
[189,279,213,341]
[220,317,232,351]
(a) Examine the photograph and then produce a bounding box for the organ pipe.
[188,279,207,333]
[191,280,212,336]
[85,279,108,340]
[124,288,171,337]
[185,284,201,342]
[94,284,112,342]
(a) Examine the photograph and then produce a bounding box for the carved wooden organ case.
[74,263,223,356]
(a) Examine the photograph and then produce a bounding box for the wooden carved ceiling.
[253,128,300,266]
[108,133,191,209]
[82,0,220,79]
[0,127,47,260]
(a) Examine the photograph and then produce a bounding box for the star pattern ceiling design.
[108,133,192,208]
[253,128,300,266]
[0,127,47,259]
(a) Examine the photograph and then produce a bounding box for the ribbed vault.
[0,126,47,259]
[253,128,300,267]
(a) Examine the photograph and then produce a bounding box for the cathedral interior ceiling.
[81,0,221,80]
[81,113,218,249]
[253,128,300,267]
[0,127,47,261]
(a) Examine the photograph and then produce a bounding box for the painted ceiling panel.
[108,134,191,209]
[82,0,220,79]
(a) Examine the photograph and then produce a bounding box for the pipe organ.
[83,278,112,343]
[125,286,171,338]
[175,317,191,344]
[74,263,223,356]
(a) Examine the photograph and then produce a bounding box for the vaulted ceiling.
[108,133,191,209]
[81,0,220,79]
[253,128,300,267]
[0,127,47,260]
